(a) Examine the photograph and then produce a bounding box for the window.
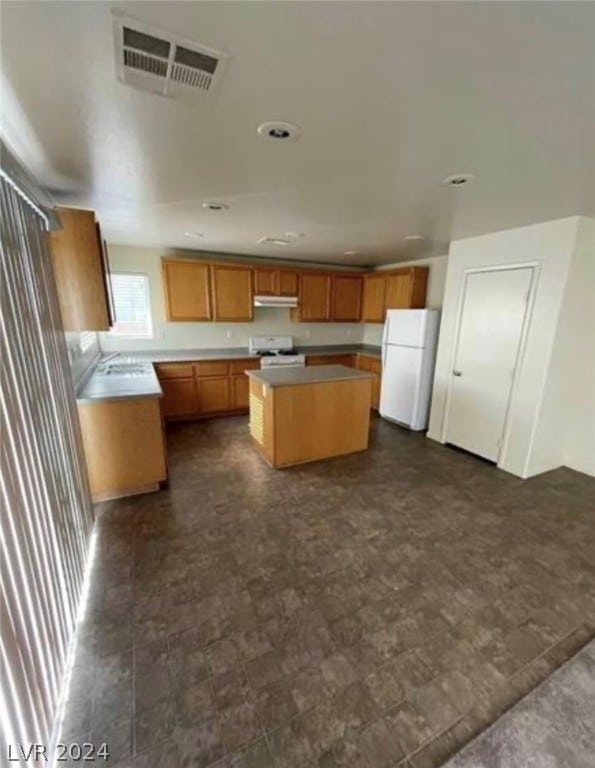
[79,331,96,353]
[109,272,153,337]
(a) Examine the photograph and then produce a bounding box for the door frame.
[440,262,540,464]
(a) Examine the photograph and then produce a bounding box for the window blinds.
[110,272,152,337]
[0,171,94,765]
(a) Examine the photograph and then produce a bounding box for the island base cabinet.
[78,397,167,502]
[249,377,372,468]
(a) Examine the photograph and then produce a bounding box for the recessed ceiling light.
[184,231,204,238]
[441,173,474,187]
[284,231,305,239]
[202,201,229,211]
[257,121,301,142]
[404,234,424,241]
[343,250,357,256]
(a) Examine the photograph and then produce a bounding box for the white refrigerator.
[379,309,440,431]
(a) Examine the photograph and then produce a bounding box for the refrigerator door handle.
[381,317,389,368]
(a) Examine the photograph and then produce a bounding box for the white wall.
[362,254,448,346]
[427,217,580,478]
[528,217,595,477]
[98,245,364,352]
[65,331,99,387]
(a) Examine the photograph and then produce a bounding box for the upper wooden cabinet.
[160,257,427,326]
[362,275,387,323]
[278,270,299,296]
[211,264,253,321]
[385,267,428,310]
[362,267,428,323]
[254,267,277,295]
[254,267,299,297]
[293,273,332,322]
[162,259,211,321]
[48,207,112,331]
[331,275,362,322]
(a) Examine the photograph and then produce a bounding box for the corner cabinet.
[211,264,253,321]
[163,259,211,321]
[362,267,428,323]
[48,207,113,331]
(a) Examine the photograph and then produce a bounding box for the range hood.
[254,295,298,308]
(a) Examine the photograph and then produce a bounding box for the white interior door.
[445,267,533,461]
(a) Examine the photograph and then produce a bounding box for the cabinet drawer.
[194,361,229,377]
[229,358,260,374]
[155,363,194,379]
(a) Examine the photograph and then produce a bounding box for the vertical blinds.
[0,172,93,764]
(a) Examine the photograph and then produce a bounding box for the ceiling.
[1,1,594,266]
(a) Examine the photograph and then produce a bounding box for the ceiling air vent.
[113,11,228,100]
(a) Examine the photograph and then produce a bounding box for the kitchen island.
[246,365,375,468]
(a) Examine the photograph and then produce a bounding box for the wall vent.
[113,11,228,99]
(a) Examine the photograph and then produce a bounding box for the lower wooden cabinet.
[197,376,231,413]
[232,374,250,409]
[156,358,259,420]
[160,378,197,418]
[306,354,356,367]
[78,397,167,501]
[355,354,382,410]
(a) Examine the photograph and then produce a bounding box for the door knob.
[453,370,462,377]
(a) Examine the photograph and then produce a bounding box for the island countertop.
[246,364,374,388]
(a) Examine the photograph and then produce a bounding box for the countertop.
[108,344,381,364]
[75,345,381,403]
[76,362,162,404]
[246,364,375,388]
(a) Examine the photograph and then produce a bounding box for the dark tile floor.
[62,416,595,768]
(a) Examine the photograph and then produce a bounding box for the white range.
[248,335,306,368]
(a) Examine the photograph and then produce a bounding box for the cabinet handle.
[453,370,462,377]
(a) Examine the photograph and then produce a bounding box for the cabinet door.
[371,374,380,410]
[232,375,250,409]
[299,273,332,321]
[198,376,231,413]
[163,261,211,321]
[96,224,115,327]
[278,270,299,296]
[409,267,429,308]
[254,268,277,295]
[331,275,362,321]
[160,378,198,418]
[385,273,412,310]
[362,275,386,323]
[211,265,253,321]
[48,208,110,331]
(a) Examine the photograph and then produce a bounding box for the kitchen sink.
[95,363,149,376]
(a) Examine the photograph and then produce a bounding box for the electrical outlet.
[346,329,352,339]
[226,329,235,339]
[304,329,311,338]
